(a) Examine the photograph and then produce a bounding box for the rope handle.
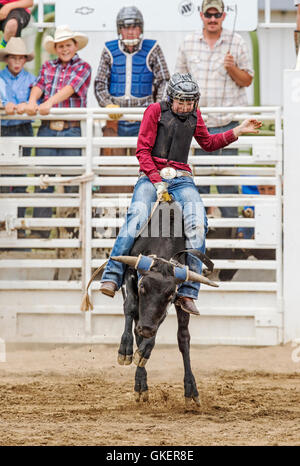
[39,173,94,190]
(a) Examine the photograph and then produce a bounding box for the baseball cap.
[202,0,225,13]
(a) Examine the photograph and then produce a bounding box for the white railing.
[0,106,283,344]
[260,0,296,29]
[33,0,55,30]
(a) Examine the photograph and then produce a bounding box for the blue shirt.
[0,66,36,126]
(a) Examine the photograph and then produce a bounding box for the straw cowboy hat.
[0,37,34,62]
[43,25,89,55]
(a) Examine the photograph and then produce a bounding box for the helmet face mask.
[117,19,143,32]
[167,73,200,115]
[116,6,144,47]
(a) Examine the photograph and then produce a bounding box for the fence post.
[83,111,93,335]
[283,70,300,342]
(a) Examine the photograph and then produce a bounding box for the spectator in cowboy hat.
[19,25,92,239]
[0,37,35,235]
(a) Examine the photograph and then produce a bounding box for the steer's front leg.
[133,334,156,367]
[133,335,156,402]
[118,276,138,365]
[175,303,200,408]
[118,312,134,365]
[134,366,149,402]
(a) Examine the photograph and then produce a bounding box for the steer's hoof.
[124,354,133,365]
[118,353,133,365]
[135,390,149,402]
[133,350,148,367]
[193,395,201,407]
[185,396,201,409]
[118,353,125,365]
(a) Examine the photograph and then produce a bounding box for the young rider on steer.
[99,72,261,316]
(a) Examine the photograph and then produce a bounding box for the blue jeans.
[118,121,140,137]
[33,124,81,238]
[195,121,239,218]
[237,227,254,239]
[101,175,207,300]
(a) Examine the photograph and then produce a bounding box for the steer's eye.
[139,283,146,294]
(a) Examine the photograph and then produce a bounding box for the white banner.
[55,0,258,32]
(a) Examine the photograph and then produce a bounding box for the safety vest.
[106,39,156,98]
[151,102,197,164]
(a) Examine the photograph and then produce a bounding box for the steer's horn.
[111,256,138,267]
[187,270,219,288]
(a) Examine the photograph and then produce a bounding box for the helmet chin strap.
[168,99,198,119]
[119,34,143,47]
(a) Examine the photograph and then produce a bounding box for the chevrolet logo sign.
[75,6,95,15]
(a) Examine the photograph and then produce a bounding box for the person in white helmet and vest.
[94,6,170,155]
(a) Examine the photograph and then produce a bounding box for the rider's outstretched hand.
[233,118,262,137]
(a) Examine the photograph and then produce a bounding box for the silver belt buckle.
[160,167,177,179]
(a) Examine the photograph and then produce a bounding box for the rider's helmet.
[116,6,144,48]
[167,73,200,114]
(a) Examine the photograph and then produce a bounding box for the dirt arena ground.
[0,343,299,446]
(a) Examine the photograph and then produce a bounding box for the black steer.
[111,201,218,407]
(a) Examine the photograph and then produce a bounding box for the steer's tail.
[80,260,108,311]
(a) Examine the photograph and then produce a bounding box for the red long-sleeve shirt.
[136,102,238,184]
[0,0,31,14]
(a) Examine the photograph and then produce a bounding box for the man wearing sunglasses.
[175,0,253,220]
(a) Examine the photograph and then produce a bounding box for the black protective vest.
[151,102,197,164]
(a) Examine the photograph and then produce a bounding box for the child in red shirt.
[0,0,33,48]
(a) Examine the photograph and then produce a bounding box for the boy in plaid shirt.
[20,25,91,238]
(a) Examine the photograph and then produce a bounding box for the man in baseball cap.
[201,0,224,13]
[176,0,253,223]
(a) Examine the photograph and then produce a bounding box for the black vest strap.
[151,102,197,164]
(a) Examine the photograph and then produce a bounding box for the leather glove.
[106,104,123,120]
[154,182,172,202]
[243,207,254,218]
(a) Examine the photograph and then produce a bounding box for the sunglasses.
[203,12,223,19]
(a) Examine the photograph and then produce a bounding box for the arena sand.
[0,343,299,446]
